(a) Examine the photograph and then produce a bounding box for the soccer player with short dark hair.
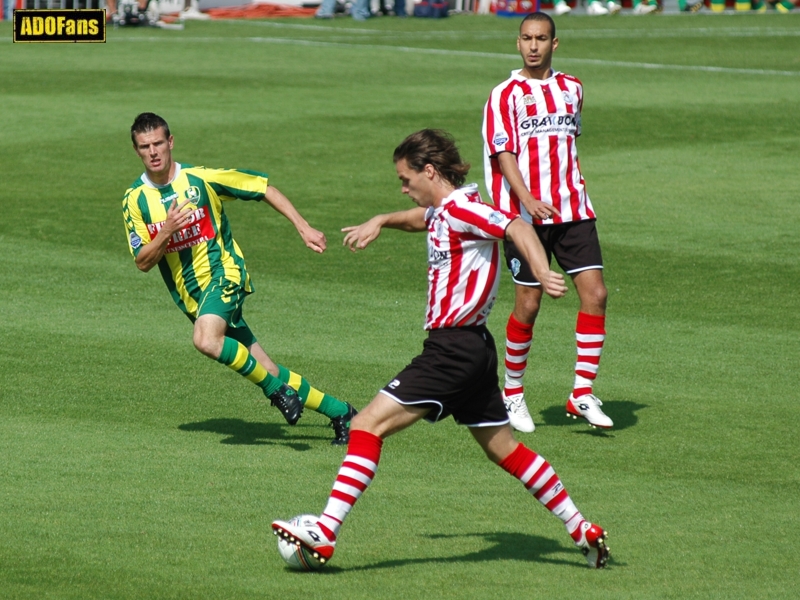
[482,13,613,433]
[122,112,356,444]
[272,129,610,569]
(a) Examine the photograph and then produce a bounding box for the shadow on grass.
[332,531,598,572]
[539,399,647,432]
[178,418,329,449]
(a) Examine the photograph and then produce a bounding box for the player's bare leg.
[471,424,610,568]
[572,269,607,317]
[567,269,612,428]
[503,284,543,432]
[247,342,280,377]
[351,392,429,439]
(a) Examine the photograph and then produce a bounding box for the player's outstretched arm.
[497,152,560,221]
[135,198,193,272]
[263,185,326,254]
[505,218,568,299]
[342,207,426,252]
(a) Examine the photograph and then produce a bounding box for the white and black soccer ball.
[276,515,325,571]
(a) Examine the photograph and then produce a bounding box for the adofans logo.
[14,9,105,43]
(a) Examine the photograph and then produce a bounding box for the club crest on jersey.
[510,258,521,277]
[488,211,503,225]
[129,231,142,250]
[184,186,201,202]
[522,94,536,106]
[492,132,509,146]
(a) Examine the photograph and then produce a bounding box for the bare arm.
[341,206,427,252]
[497,152,560,221]
[264,184,326,254]
[135,198,193,272]
[505,218,567,299]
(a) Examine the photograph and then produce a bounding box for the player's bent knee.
[588,286,608,312]
[192,331,220,358]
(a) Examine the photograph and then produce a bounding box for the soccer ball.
[276,515,325,571]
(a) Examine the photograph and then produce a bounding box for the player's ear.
[552,37,559,52]
[168,135,174,149]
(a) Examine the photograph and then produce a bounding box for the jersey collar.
[142,162,182,189]
[511,68,557,82]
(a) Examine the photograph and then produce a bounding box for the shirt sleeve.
[199,168,270,202]
[483,85,519,158]
[447,200,516,241]
[122,188,152,258]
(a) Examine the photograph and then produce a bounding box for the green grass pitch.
[1,12,799,599]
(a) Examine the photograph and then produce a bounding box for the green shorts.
[189,279,257,347]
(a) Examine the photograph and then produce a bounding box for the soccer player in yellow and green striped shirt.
[122,112,355,445]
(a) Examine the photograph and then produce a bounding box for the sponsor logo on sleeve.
[488,211,503,225]
[562,91,574,105]
[492,132,509,146]
[129,231,142,250]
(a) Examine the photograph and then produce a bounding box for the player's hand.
[342,218,383,252]
[522,199,560,221]
[163,199,194,236]
[299,225,327,254]
[539,271,568,299]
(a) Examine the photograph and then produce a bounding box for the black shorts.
[379,326,510,427]
[504,219,603,286]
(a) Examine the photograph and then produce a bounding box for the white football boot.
[574,521,610,569]
[633,1,658,13]
[587,0,610,14]
[503,392,535,433]
[566,393,613,429]
[272,517,336,564]
[181,0,210,19]
[553,1,572,15]
[606,0,622,13]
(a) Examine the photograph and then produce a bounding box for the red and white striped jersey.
[423,184,517,330]
[482,69,596,226]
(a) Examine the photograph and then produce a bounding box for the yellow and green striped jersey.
[122,163,268,316]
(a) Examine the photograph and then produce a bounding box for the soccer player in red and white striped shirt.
[482,12,613,432]
[272,129,610,570]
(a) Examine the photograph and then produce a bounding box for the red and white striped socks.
[573,312,605,399]
[504,314,534,397]
[316,433,591,546]
[317,429,383,543]
[499,442,586,541]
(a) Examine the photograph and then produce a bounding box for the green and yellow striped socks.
[277,364,349,419]
[216,337,282,396]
